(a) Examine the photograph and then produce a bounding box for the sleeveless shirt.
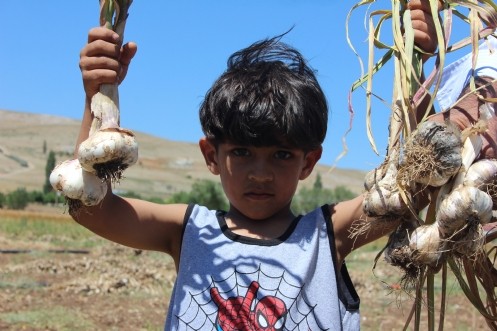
[164,204,360,330]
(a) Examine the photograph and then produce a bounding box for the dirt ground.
[0,210,492,330]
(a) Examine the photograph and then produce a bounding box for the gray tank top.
[164,204,360,330]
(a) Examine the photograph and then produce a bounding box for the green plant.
[167,179,228,210]
[292,174,355,214]
[6,188,29,210]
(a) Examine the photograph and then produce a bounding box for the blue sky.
[0,1,469,170]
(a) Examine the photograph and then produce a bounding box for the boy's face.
[199,138,322,221]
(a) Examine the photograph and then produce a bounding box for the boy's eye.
[274,151,292,160]
[231,148,250,157]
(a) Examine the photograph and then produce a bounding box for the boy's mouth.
[245,191,274,200]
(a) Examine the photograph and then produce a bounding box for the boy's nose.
[248,163,274,182]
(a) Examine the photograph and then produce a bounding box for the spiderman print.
[210,281,288,330]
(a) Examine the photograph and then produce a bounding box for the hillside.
[0,109,367,199]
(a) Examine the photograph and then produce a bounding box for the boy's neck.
[224,206,296,240]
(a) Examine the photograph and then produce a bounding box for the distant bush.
[167,179,228,210]
[0,192,5,208]
[291,174,356,215]
[6,188,30,210]
[29,190,45,203]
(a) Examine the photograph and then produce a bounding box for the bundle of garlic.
[347,0,497,329]
[50,0,136,212]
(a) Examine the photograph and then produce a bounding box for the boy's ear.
[199,137,220,175]
[299,147,322,180]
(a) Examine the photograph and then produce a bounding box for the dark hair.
[199,34,328,151]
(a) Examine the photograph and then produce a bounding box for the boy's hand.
[408,0,443,56]
[79,27,138,98]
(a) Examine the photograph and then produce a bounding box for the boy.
[74,1,496,329]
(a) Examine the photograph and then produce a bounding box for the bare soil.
[0,208,491,330]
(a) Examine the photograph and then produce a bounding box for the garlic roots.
[400,121,462,187]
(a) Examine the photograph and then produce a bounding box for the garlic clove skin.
[50,159,108,206]
[452,224,485,257]
[464,159,497,195]
[78,128,138,181]
[364,161,390,191]
[363,162,409,217]
[363,184,407,217]
[409,223,444,268]
[436,186,493,236]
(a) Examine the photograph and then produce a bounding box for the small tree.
[43,150,56,193]
[0,192,5,208]
[313,173,323,190]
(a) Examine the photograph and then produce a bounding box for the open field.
[0,206,491,330]
[1,109,492,330]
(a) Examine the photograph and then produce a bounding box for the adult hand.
[79,27,138,98]
[430,78,497,160]
[408,0,443,56]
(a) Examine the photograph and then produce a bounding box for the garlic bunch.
[48,0,136,210]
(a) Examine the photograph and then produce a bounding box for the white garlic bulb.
[49,159,108,206]
[363,162,409,216]
[78,128,138,180]
[436,186,493,236]
[409,223,444,268]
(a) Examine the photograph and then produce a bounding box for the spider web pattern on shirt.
[174,264,328,330]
